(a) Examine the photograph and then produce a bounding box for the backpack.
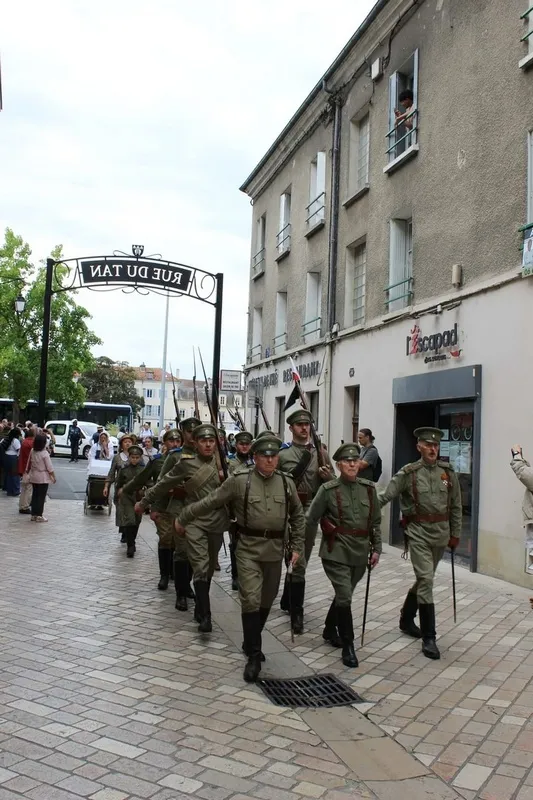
[372,455,383,483]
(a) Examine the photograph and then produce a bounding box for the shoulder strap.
[366,485,374,531]
[280,470,290,532]
[290,448,313,484]
[335,487,344,526]
[411,470,421,517]
[243,470,253,529]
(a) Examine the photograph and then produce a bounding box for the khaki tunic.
[307,477,382,607]
[106,453,130,528]
[179,468,305,612]
[278,442,334,581]
[379,459,462,604]
[116,463,145,528]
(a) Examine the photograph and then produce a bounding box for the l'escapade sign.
[406,322,462,363]
[79,258,193,290]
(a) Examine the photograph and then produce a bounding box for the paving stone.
[453,764,493,790]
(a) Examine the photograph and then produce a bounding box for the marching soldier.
[307,443,381,668]
[135,423,228,632]
[379,427,462,660]
[278,409,334,634]
[123,428,182,591]
[227,431,255,591]
[176,433,305,683]
[116,445,146,557]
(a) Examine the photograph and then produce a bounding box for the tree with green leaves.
[0,228,101,423]
[80,356,144,415]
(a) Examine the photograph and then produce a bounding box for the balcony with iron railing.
[272,331,287,354]
[249,343,263,362]
[251,247,266,279]
[305,193,325,233]
[384,276,414,312]
[384,109,419,174]
[276,224,291,260]
[302,316,321,344]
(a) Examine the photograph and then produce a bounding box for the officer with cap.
[175,433,305,683]
[278,408,334,634]
[379,427,462,660]
[123,428,182,590]
[227,431,255,590]
[116,445,146,557]
[136,423,228,632]
[307,443,382,668]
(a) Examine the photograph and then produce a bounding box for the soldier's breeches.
[322,560,367,608]
[291,520,317,583]
[185,524,223,582]
[155,513,175,549]
[236,551,282,614]
[408,538,446,605]
[173,528,189,562]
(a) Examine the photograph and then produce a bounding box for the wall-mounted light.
[452,264,463,288]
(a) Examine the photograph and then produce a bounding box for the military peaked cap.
[251,435,282,456]
[128,445,143,456]
[193,423,217,440]
[180,417,201,432]
[235,431,253,444]
[414,427,443,444]
[287,409,314,426]
[332,442,361,462]
[162,428,181,443]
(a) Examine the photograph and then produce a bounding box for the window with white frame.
[521,4,533,66]
[387,50,419,163]
[345,242,367,327]
[252,214,266,278]
[277,191,292,256]
[528,131,533,224]
[251,306,262,361]
[303,273,321,343]
[387,219,413,312]
[145,405,152,416]
[219,395,226,407]
[307,152,326,228]
[348,113,370,196]
[144,388,153,399]
[274,291,288,353]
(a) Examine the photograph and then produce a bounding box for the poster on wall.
[439,429,450,459]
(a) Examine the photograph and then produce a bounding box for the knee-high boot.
[323,600,342,647]
[418,603,440,660]
[175,561,191,611]
[242,607,269,662]
[336,605,358,668]
[157,549,173,591]
[229,540,239,591]
[242,611,262,683]
[290,581,305,635]
[194,580,212,633]
[399,591,421,638]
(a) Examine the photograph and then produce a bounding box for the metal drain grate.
[258,673,365,708]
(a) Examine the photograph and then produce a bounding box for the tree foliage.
[80,357,144,414]
[0,228,101,422]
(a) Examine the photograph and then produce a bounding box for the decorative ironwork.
[50,254,218,305]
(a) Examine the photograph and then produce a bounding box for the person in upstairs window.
[394,89,415,130]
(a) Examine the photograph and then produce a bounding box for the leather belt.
[297,491,309,504]
[335,527,370,537]
[403,513,449,524]
[237,526,284,539]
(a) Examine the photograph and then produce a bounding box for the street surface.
[48,458,89,501]
[0,494,532,800]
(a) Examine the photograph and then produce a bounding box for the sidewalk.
[0,496,531,800]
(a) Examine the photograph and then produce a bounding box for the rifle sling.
[182,462,217,497]
[290,448,313,485]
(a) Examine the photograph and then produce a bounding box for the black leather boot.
[241,606,269,662]
[323,600,342,647]
[337,606,358,668]
[290,581,305,635]
[194,580,212,633]
[174,561,190,611]
[399,591,422,638]
[242,611,262,683]
[157,549,172,591]
[279,579,289,612]
[126,528,136,558]
[419,603,440,660]
[230,541,239,591]
[186,562,196,598]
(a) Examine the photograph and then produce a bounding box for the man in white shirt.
[139,422,153,441]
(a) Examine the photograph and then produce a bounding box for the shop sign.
[406,322,462,364]
[282,360,320,383]
[522,227,533,277]
[248,371,278,390]
[220,370,242,392]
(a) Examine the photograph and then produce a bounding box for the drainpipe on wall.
[324,93,343,449]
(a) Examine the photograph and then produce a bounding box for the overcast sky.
[1,0,375,379]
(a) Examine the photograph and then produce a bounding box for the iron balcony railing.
[384,276,414,309]
[521,6,533,42]
[272,331,287,353]
[306,192,325,228]
[302,316,321,342]
[386,109,418,159]
[250,343,262,362]
[251,247,266,278]
[276,223,291,255]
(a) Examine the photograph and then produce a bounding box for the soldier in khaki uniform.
[278,409,334,634]
[123,428,182,590]
[176,434,305,683]
[116,445,146,557]
[136,423,227,633]
[379,427,462,660]
[307,443,382,668]
[227,431,255,591]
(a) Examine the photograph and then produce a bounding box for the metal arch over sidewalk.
[37,246,224,426]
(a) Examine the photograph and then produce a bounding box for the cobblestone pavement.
[0,496,532,800]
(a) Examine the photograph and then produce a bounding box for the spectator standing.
[510,444,533,574]
[89,431,113,462]
[92,425,105,444]
[357,429,382,482]
[117,426,127,441]
[139,422,153,441]
[18,427,36,513]
[3,427,22,496]
[142,436,158,462]
[26,433,56,522]
[67,419,83,462]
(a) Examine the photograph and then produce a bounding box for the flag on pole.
[283,357,302,411]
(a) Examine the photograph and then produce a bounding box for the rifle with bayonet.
[197,349,228,481]
[291,382,326,468]
[169,364,180,428]
[258,399,271,432]
[192,348,201,420]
